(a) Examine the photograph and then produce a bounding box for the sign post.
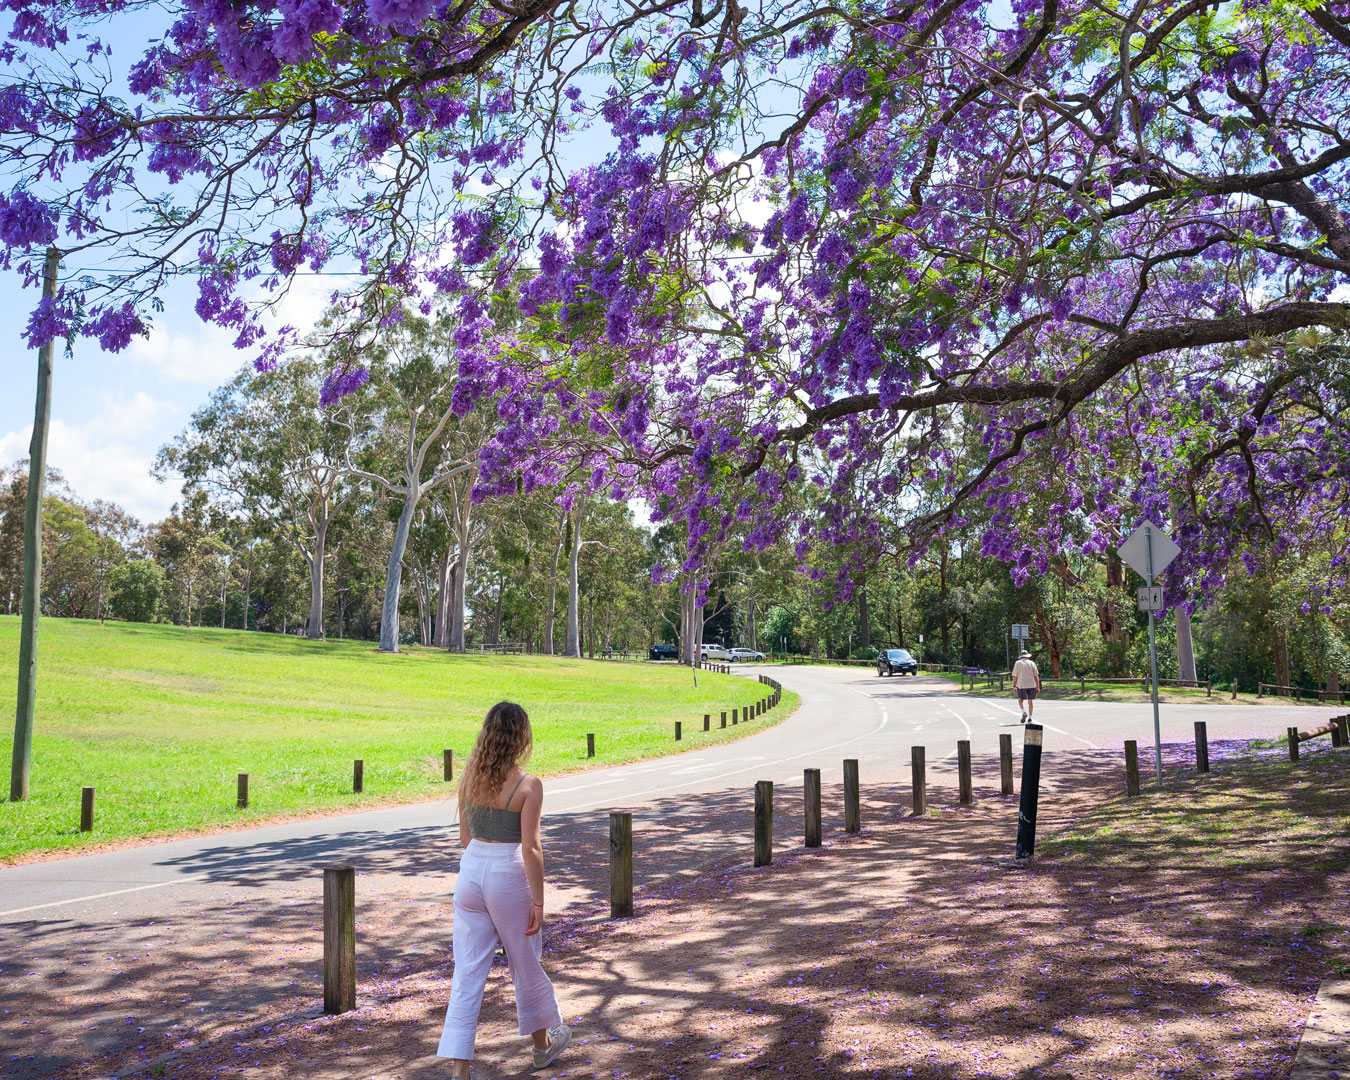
[1118,521,1181,786]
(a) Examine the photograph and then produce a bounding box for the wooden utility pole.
[10,247,60,803]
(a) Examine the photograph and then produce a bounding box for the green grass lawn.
[0,617,795,861]
[929,669,1266,705]
[1039,747,1350,871]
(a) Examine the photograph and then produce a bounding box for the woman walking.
[438,701,570,1076]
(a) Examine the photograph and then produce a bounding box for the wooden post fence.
[804,768,822,848]
[1194,722,1209,773]
[911,747,926,817]
[322,865,356,1015]
[353,759,364,794]
[587,733,595,758]
[80,786,94,832]
[843,759,860,833]
[754,781,773,866]
[957,740,973,806]
[237,772,249,810]
[1288,727,1300,762]
[999,733,1014,795]
[609,811,633,918]
[443,749,453,782]
[1125,740,1140,797]
[675,721,682,741]
[1015,725,1044,860]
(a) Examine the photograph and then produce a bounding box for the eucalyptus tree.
[160,356,371,639]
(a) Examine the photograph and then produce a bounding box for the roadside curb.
[1293,978,1350,1079]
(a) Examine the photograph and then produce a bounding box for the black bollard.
[1015,724,1043,861]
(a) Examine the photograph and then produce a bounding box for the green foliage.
[109,559,166,623]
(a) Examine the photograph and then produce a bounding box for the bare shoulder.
[523,773,545,799]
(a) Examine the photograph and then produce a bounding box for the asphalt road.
[0,665,1338,1077]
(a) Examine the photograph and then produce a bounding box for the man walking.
[1012,649,1041,723]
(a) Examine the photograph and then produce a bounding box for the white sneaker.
[532,1023,571,1069]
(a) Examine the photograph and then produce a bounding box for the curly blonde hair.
[458,701,533,808]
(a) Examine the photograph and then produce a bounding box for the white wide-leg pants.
[437,840,563,1061]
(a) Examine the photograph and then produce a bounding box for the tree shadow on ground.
[7,741,1346,1079]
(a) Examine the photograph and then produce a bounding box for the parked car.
[877,648,918,676]
[728,647,766,662]
[699,643,731,661]
[648,643,678,661]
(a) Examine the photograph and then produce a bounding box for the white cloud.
[127,272,340,386]
[0,391,181,523]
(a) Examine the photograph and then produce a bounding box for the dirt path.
[32,739,1347,1080]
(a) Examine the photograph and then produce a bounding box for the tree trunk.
[306,516,329,640]
[587,593,595,658]
[379,490,420,653]
[542,510,565,656]
[1176,606,1197,685]
[243,568,251,631]
[938,547,950,653]
[449,558,467,652]
[433,543,453,648]
[492,569,504,645]
[747,595,757,651]
[564,502,583,658]
[1274,625,1291,692]
[335,587,347,640]
[858,586,870,650]
[219,579,226,630]
[448,510,471,654]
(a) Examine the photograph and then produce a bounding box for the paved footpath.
[0,666,1336,1077]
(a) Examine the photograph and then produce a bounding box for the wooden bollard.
[957,740,973,806]
[237,772,249,810]
[322,865,356,1015]
[443,749,453,781]
[1288,727,1300,762]
[804,768,822,848]
[80,786,95,833]
[1125,740,1140,796]
[732,707,738,725]
[1194,721,1209,773]
[754,780,773,866]
[609,811,633,918]
[353,759,364,794]
[704,714,710,732]
[910,747,926,817]
[675,721,682,742]
[587,733,595,758]
[999,733,1014,795]
[721,711,727,729]
[843,759,860,832]
[1015,725,1044,860]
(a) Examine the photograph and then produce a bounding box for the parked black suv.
[877,648,918,676]
[648,643,678,661]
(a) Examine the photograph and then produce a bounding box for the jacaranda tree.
[2,0,1348,607]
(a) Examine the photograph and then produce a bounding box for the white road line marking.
[0,878,203,917]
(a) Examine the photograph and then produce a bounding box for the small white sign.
[918,634,923,643]
[1136,585,1165,612]
[1011,623,1030,639]
[1118,520,1181,582]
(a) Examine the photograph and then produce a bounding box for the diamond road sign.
[1118,520,1180,583]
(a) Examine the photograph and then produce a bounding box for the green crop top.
[463,774,528,843]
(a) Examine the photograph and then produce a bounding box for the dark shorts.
[1017,688,1039,702]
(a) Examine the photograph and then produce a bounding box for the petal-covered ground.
[19,739,1350,1079]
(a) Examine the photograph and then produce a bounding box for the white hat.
[1018,649,1030,658]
